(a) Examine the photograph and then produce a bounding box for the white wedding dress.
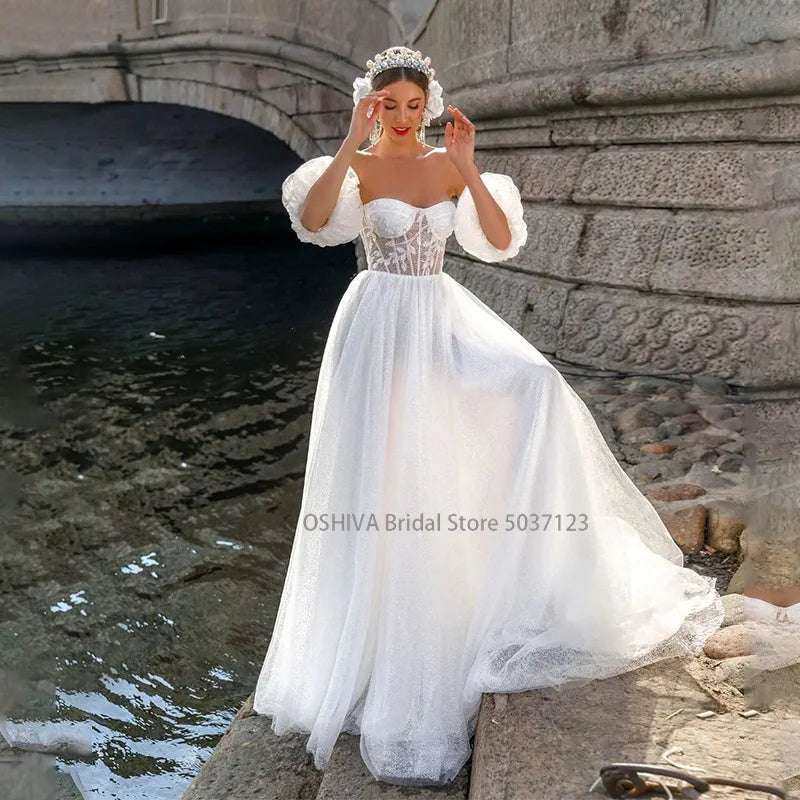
[252,154,725,786]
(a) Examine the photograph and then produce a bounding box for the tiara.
[365,46,435,83]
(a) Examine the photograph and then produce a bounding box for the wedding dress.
[252,154,725,786]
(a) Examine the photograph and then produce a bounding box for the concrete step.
[315,731,470,799]
[468,657,800,800]
[180,692,322,800]
[181,691,473,799]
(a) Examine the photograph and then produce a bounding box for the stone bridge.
[2,1,800,391]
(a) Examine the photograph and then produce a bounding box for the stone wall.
[414,1,800,391]
[1,1,799,389]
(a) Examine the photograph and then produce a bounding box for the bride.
[252,45,724,786]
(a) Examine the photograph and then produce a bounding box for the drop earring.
[370,119,381,146]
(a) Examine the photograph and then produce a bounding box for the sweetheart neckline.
[363,197,456,212]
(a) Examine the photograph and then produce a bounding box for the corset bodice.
[360,198,456,277]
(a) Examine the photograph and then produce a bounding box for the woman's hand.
[445,104,476,174]
[346,89,391,145]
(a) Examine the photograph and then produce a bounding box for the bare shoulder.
[350,149,368,182]
[430,148,467,199]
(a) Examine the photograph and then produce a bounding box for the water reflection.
[0,235,356,798]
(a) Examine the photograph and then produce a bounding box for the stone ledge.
[469,656,798,800]
[4,34,800,121]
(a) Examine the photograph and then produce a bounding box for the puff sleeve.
[281,155,364,246]
[452,172,528,262]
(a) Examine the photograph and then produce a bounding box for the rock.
[699,404,736,424]
[682,462,737,488]
[710,623,800,674]
[683,427,737,447]
[604,393,647,414]
[692,374,730,396]
[626,459,689,483]
[671,444,719,465]
[716,453,744,473]
[647,386,684,401]
[614,403,663,432]
[576,379,622,397]
[721,593,746,626]
[671,412,710,432]
[648,399,696,417]
[657,420,684,437]
[646,483,706,502]
[703,624,756,659]
[716,416,744,433]
[712,654,762,690]
[706,502,746,553]
[625,377,678,394]
[181,691,324,800]
[737,527,757,564]
[728,534,800,594]
[619,426,662,444]
[718,438,744,453]
[660,505,707,554]
[640,442,676,455]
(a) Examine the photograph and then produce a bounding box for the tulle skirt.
[252,267,724,786]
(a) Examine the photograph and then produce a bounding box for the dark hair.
[371,66,429,95]
[370,67,429,139]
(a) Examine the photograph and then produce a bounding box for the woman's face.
[377,80,427,140]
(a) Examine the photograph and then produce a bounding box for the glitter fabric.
[252,154,725,786]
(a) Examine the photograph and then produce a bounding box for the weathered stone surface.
[469,658,795,800]
[556,286,799,388]
[660,504,707,553]
[181,693,322,800]
[646,482,706,502]
[640,442,676,455]
[508,0,707,73]
[626,458,689,483]
[619,426,662,444]
[551,104,800,146]
[706,501,747,554]
[316,732,469,799]
[704,623,756,659]
[615,403,663,432]
[573,145,799,209]
[714,1,800,45]
[476,150,593,202]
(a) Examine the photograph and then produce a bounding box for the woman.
[252,45,724,787]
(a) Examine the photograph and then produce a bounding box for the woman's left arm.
[445,104,512,251]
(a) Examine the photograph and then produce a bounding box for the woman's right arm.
[299,88,389,231]
[299,136,361,232]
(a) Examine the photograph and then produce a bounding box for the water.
[0,232,358,798]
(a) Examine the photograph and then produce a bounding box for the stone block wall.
[414,1,800,390]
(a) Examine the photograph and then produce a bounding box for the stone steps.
[180,691,470,799]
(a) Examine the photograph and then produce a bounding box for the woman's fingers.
[447,105,474,141]
[448,104,474,130]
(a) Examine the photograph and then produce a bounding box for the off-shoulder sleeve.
[281,155,364,246]
[452,172,527,262]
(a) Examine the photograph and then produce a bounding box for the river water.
[0,231,357,798]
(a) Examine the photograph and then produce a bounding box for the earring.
[369,119,381,145]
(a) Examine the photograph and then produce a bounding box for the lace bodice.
[361,199,455,276]
[281,155,528,271]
